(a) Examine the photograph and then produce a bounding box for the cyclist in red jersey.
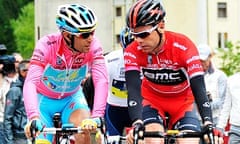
[124,0,223,144]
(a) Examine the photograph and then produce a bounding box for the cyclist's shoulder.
[105,49,123,60]
[38,32,62,43]
[165,31,189,39]
[35,33,62,53]
[90,36,103,50]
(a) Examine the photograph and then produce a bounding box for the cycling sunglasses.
[130,25,158,39]
[77,31,95,39]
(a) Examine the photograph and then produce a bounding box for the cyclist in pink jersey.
[23,4,108,144]
[124,0,223,144]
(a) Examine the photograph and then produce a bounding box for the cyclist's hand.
[203,123,224,144]
[80,118,98,132]
[127,120,144,144]
[24,118,44,138]
[213,128,224,144]
[95,130,103,144]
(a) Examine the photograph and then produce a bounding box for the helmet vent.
[60,9,68,17]
[80,14,87,25]
[68,7,76,14]
[65,21,74,30]
[71,16,80,25]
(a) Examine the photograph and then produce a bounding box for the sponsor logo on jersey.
[173,42,187,51]
[129,100,137,107]
[186,55,199,64]
[142,68,187,85]
[107,57,119,63]
[46,40,57,45]
[187,64,202,72]
[124,52,136,59]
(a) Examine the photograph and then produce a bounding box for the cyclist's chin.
[141,47,154,53]
[81,47,90,53]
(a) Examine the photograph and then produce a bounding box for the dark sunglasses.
[130,25,158,39]
[77,31,95,39]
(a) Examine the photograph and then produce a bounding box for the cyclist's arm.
[90,39,108,118]
[190,75,213,123]
[23,64,43,119]
[125,70,142,123]
[23,39,48,120]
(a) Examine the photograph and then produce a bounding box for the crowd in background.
[0,45,29,144]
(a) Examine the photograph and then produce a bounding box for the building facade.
[35,0,240,53]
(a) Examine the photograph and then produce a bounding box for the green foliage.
[218,41,240,76]
[10,2,34,59]
[0,0,33,54]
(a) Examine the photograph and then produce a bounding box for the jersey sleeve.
[181,38,204,78]
[124,42,141,72]
[23,37,50,119]
[89,38,108,117]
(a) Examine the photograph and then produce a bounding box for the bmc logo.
[142,68,187,85]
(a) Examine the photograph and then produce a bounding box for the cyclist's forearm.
[91,60,108,117]
[125,70,142,123]
[190,75,213,123]
[23,64,43,119]
[23,80,40,119]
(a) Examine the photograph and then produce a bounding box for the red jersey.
[124,31,204,122]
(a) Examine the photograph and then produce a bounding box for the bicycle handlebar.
[133,124,216,144]
[41,124,82,135]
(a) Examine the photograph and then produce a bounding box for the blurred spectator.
[0,72,11,144]
[0,45,17,144]
[4,59,30,144]
[12,52,23,78]
[197,44,227,126]
[217,73,240,144]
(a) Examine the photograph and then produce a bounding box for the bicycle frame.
[41,124,80,144]
[106,135,127,144]
[225,131,240,137]
[32,112,77,144]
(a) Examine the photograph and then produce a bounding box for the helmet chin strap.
[64,35,80,52]
[150,28,163,55]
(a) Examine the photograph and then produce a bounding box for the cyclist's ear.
[62,31,70,40]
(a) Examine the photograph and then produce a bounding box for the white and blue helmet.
[56,4,97,35]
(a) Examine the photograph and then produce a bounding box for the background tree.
[0,0,33,54]
[10,2,34,58]
[218,41,240,76]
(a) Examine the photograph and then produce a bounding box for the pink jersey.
[23,32,108,119]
